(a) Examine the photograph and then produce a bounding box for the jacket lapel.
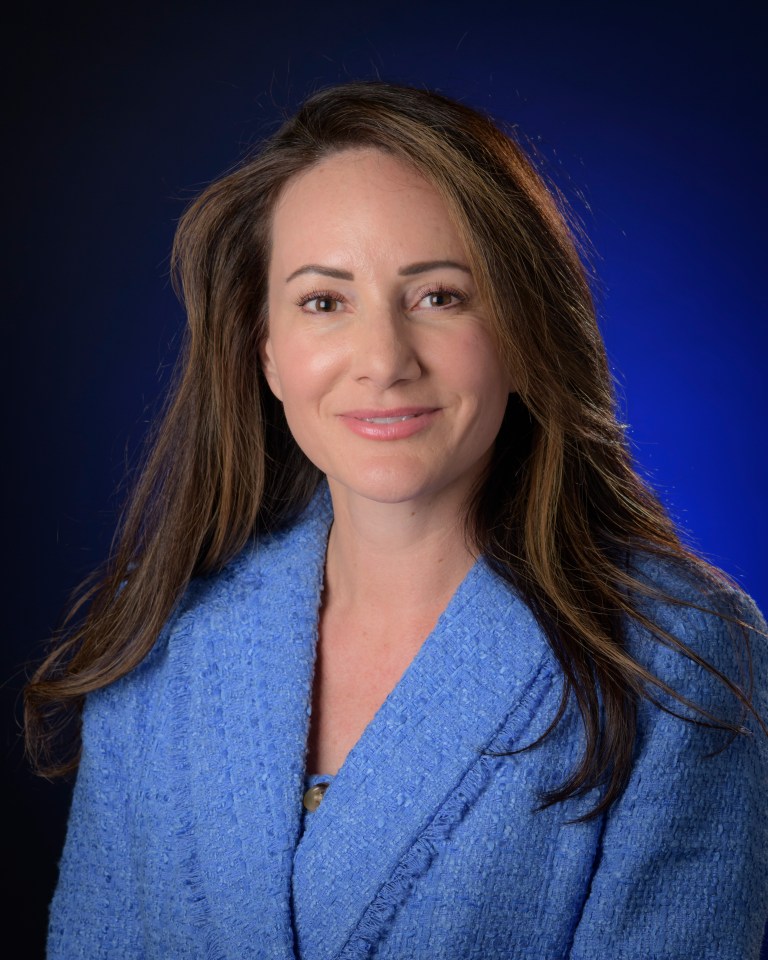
[168,492,332,959]
[168,489,554,960]
[292,558,555,960]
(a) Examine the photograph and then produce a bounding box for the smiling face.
[261,148,512,517]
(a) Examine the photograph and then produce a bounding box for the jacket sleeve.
[568,584,768,960]
[47,651,160,959]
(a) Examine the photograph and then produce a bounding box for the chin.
[326,463,474,511]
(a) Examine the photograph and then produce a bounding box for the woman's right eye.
[297,292,343,313]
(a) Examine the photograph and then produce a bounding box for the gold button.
[303,783,330,812]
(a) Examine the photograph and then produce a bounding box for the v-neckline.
[168,483,555,960]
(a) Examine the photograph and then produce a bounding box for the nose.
[350,307,422,388]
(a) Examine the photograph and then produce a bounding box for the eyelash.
[416,283,467,309]
[295,289,344,311]
[295,283,467,312]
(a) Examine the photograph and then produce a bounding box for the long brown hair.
[25,81,763,816]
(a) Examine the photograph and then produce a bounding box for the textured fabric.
[49,488,768,959]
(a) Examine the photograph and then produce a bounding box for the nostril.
[352,325,422,385]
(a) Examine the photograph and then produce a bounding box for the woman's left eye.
[417,288,465,309]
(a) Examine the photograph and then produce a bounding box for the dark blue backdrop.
[5,1,765,954]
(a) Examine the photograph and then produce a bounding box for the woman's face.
[262,148,512,515]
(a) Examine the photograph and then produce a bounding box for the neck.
[323,486,478,619]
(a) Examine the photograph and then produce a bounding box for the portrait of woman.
[23,79,767,958]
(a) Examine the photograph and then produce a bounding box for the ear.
[259,335,283,401]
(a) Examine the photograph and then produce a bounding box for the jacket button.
[303,783,330,812]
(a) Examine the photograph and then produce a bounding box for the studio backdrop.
[4,1,765,955]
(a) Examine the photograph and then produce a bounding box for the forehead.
[269,149,467,273]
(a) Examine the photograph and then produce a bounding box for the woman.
[27,82,767,958]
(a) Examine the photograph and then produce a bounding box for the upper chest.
[127,540,583,958]
[306,608,442,775]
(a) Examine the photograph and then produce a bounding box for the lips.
[342,407,438,421]
[339,407,440,440]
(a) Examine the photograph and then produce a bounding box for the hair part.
[25,81,764,818]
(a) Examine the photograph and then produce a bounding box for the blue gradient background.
[5,1,766,953]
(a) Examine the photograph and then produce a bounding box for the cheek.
[447,329,513,401]
[269,335,345,412]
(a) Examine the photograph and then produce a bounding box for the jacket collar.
[292,553,555,960]
[168,491,330,958]
[169,486,554,959]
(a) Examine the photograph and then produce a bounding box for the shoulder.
[628,550,764,629]
[623,550,767,728]
[172,483,333,620]
[569,554,768,957]
[84,485,333,724]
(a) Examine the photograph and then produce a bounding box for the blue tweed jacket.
[49,489,768,959]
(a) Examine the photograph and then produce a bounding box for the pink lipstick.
[339,407,439,440]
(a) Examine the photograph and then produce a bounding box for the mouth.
[344,407,438,422]
[339,407,440,440]
[358,414,420,424]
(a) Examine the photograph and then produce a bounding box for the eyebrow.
[284,260,472,283]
